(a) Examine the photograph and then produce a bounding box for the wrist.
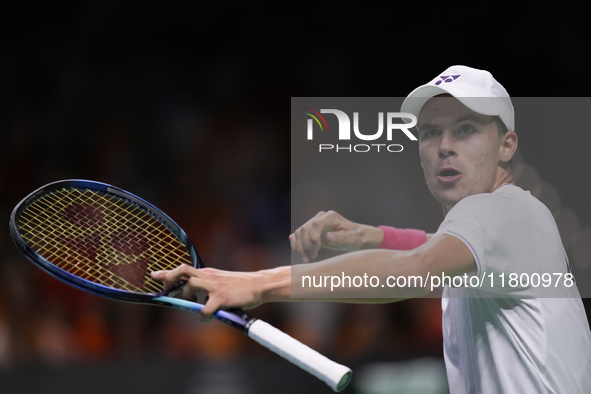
[377,226,427,250]
[256,266,292,303]
[360,225,385,249]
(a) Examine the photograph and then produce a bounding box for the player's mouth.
[437,168,462,183]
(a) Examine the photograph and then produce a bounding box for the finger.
[298,225,317,261]
[323,230,355,251]
[289,233,302,260]
[291,211,339,262]
[150,270,174,291]
[199,296,222,323]
[151,264,198,291]
[291,241,309,263]
[199,312,212,323]
[182,276,212,300]
[151,270,167,280]
[312,210,345,247]
[325,231,337,244]
[320,213,360,251]
[150,270,179,291]
[324,229,354,246]
[291,228,310,263]
[300,216,326,260]
[307,222,324,258]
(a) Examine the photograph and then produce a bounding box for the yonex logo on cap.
[435,75,460,85]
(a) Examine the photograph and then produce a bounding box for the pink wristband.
[377,225,427,250]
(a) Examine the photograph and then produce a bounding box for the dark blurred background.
[0,2,590,393]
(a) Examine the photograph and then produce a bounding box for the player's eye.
[458,124,475,134]
[420,128,440,140]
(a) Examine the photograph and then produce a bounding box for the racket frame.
[9,179,250,330]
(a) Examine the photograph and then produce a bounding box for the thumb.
[326,230,353,245]
[325,231,338,244]
[325,230,359,251]
[199,296,220,323]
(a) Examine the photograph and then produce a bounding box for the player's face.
[418,96,507,211]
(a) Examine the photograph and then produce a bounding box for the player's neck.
[440,167,515,216]
[491,166,515,193]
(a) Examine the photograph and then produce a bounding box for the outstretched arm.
[152,233,475,320]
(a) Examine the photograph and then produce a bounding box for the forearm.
[258,248,430,304]
[256,265,406,304]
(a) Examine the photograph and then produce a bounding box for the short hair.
[493,116,509,135]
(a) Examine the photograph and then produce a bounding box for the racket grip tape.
[246,319,352,392]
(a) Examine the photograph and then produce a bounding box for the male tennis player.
[153,66,591,393]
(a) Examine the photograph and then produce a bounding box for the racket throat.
[242,315,260,333]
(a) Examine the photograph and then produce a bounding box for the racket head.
[10,179,203,303]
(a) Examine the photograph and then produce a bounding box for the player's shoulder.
[450,185,537,218]
[459,184,529,206]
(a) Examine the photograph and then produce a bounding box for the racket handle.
[247,319,352,392]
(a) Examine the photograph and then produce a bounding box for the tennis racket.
[9,179,352,392]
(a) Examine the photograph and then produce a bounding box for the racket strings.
[17,188,193,294]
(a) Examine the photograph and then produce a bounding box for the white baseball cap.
[401,65,515,131]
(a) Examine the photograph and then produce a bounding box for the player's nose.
[437,131,457,158]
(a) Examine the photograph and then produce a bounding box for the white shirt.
[435,185,591,394]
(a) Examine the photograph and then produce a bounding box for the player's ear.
[499,130,518,163]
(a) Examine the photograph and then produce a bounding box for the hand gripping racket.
[9,180,352,392]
